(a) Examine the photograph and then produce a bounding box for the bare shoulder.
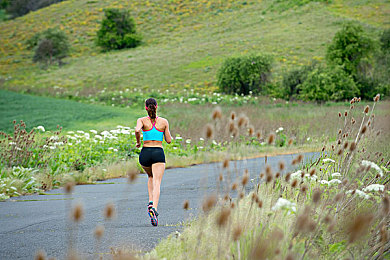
[158,117,169,125]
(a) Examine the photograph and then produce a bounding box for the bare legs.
[142,163,165,210]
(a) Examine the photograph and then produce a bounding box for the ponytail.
[145,98,157,119]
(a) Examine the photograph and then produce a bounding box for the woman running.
[135,98,172,226]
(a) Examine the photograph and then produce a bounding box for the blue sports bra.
[143,117,164,141]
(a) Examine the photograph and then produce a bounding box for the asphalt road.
[0,152,318,259]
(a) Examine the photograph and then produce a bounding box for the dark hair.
[145,98,157,119]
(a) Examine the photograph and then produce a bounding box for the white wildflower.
[37,126,45,132]
[290,170,302,179]
[94,135,103,140]
[186,139,191,144]
[276,127,284,133]
[76,130,85,134]
[199,137,204,141]
[323,158,335,163]
[49,146,56,150]
[108,147,114,150]
[90,130,97,134]
[50,136,59,141]
[175,136,182,140]
[113,149,118,152]
[347,189,370,199]
[329,179,342,185]
[212,140,218,145]
[307,137,310,141]
[272,198,297,213]
[332,172,342,178]
[304,174,317,181]
[9,142,16,145]
[361,160,383,177]
[173,147,178,150]
[101,131,111,136]
[363,184,385,192]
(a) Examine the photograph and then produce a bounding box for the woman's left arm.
[135,118,143,148]
[164,120,172,144]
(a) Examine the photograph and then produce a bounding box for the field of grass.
[0,0,389,97]
[0,89,143,133]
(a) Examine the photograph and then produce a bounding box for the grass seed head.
[238,115,248,127]
[127,169,138,183]
[344,111,348,117]
[266,165,272,175]
[64,182,74,194]
[202,194,217,213]
[212,107,222,120]
[374,94,380,102]
[309,168,316,176]
[233,225,242,241]
[347,213,374,243]
[216,207,231,228]
[248,125,254,136]
[338,129,342,135]
[231,201,235,209]
[35,250,47,260]
[275,172,280,178]
[288,138,293,146]
[228,120,235,133]
[104,202,116,220]
[278,161,285,171]
[300,184,308,194]
[267,133,275,144]
[382,195,390,215]
[337,148,343,156]
[230,111,236,120]
[223,158,229,168]
[343,142,349,150]
[258,200,263,208]
[349,142,356,152]
[334,192,343,202]
[239,191,245,199]
[256,131,261,139]
[291,179,298,188]
[297,154,303,163]
[285,172,291,182]
[71,203,84,222]
[241,171,249,186]
[205,124,214,139]
[94,225,105,240]
[286,253,295,260]
[361,125,367,134]
[183,200,189,210]
[218,173,223,182]
[312,188,322,204]
[364,105,369,114]
[338,112,342,118]
[231,182,238,191]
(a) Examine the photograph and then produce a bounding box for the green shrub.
[27,27,70,66]
[379,28,390,51]
[297,65,359,102]
[217,54,273,95]
[96,8,142,51]
[326,22,375,77]
[281,61,318,99]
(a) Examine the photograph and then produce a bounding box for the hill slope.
[0,0,389,96]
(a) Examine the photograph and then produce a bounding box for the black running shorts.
[139,147,166,167]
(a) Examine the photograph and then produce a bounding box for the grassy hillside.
[0,89,142,133]
[0,0,389,96]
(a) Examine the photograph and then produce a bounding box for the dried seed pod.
[291,179,298,188]
[35,250,47,260]
[256,131,261,139]
[64,182,75,194]
[241,171,249,186]
[232,225,242,241]
[104,202,116,220]
[183,200,189,210]
[202,194,217,213]
[267,133,275,144]
[71,203,84,222]
[288,138,293,146]
[309,168,316,176]
[258,200,263,208]
[285,172,291,182]
[343,142,349,150]
[338,112,342,118]
[205,124,214,139]
[223,158,229,168]
[374,94,380,102]
[347,213,374,243]
[344,111,348,117]
[349,142,356,152]
[361,125,367,134]
[231,182,238,191]
[312,188,322,204]
[212,107,222,120]
[364,105,369,114]
[218,173,223,182]
[94,225,105,240]
[216,207,231,228]
[278,161,285,171]
[230,111,236,120]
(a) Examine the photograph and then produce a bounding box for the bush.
[6,0,64,18]
[97,8,142,51]
[27,27,70,66]
[217,54,273,95]
[379,28,390,51]
[280,61,318,99]
[297,65,359,102]
[326,22,375,78]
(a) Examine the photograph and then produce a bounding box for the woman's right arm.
[135,118,143,148]
[164,120,172,144]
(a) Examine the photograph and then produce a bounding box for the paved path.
[0,152,318,259]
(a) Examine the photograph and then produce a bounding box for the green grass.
[0,89,143,133]
[0,0,388,95]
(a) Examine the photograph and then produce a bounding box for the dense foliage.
[4,0,65,19]
[96,8,142,51]
[27,27,70,66]
[217,54,273,95]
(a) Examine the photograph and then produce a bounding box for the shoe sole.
[148,210,158,226]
